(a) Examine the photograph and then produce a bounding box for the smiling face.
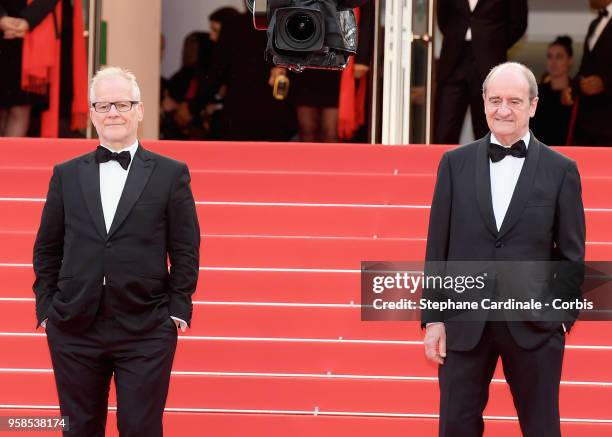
[483,67,538,145]
[90,75,143,150]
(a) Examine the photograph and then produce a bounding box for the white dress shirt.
[42,142,186,332]
[488,132,566,333]
[489,132,530,231]
[465,0,479,41]
[588,3,612,52]
[99,142,138,232]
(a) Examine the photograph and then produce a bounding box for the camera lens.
[286,13,316,41]
[274,8,324,53]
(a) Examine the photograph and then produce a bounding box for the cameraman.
[192,10,297,141]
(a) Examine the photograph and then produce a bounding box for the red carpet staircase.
[0,138,611,436]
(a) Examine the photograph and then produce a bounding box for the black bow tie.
[599,8,609,18]
[488,140,527,163]
[94,145,131,170]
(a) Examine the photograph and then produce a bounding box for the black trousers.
[434,42,489,144]
[45,313,178,437]
[438,321,565,437]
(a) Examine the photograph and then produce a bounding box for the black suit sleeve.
[33,165,65,326]
[421,152,453,325]
[425,152,452,262]
[166,164,201,326]
[552,161,586,330]
[555,162,586,263]
[20,0,59,30]
[505,0,528,49]
[436,0,450,36]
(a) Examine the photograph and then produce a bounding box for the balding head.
[482,62,538,101]
[482,62,539,146]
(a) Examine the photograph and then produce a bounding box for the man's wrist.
[170,316,187,332]
[426,322,444,327]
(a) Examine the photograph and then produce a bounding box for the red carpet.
[0,138,611,436]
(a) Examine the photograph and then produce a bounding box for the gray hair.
[482,62,538,101]
[89,66,141,103]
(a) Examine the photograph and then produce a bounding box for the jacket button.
[105,242,112,248]
[495,241,503,248]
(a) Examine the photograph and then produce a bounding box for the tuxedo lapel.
[591,19,612,53]
[470,0,482,14]
[475,134,498,237]
[107,144,155,238]
[78,152,107,239]
[584,19,598,55]
[497,135,541,239]
[585,13,611,54]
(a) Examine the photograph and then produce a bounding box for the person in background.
[0,0,88,138]
[0,0,57,136]
[568,0,612,145]
[531,36,574,145]
[290,68,342,142]
[208,6,239,44]
[201,6,239,139]
[193,11,296,141]
[338,0,374,142]
[161,31,214,139]
[434,0,528,144]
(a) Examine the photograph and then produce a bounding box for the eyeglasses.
[92,101,139,113]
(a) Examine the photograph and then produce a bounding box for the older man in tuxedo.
[33,67,200,436]
[422,62,585,437]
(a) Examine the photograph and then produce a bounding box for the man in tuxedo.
[434,0,528,144]
[33,67,200,436]
[572,0,612,145]
[422,62,585,437]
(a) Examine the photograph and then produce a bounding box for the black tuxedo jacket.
[575,14,612,144]
[33,144,201,333]
[422,134,585,350]
[436,0,527,84]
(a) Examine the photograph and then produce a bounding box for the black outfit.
[290,69,341,109]
[573,9,612,145]
[167,34,213,103]
[33,145,200,436]
[0,0,58,108]
[422,134,585,436]
[195,13,296,141]
[434,0,528,143]
[161,33,214,140]
[531,81,572,146]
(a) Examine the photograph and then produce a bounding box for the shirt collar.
[605,3,612,17]
[99,141,139,160]
[490,131,530,150]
